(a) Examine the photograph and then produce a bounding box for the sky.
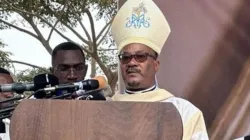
[0,9,110,79]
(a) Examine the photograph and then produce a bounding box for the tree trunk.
[90,57,96,78]
[108,72,118,95]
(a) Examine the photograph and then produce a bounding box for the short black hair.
[51,42,85,66]
[0,67,10,75]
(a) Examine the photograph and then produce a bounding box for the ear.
[154,60,160,72]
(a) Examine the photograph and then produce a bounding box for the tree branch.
[77,16,92,41]
[0,19,39,40]
[90,58,96,78]
[44,3,89,45]
[97,25,111,47]
[93,55,112,80]
[62,21,89,45]
[3,0,35,16]
[47,20,59,42]
[20,8,92,55]
[47,1,69,42]
[2,0,86,51]
[96,18,113,41]
[0,60,44,69]
[26,14,77,46]
[85,9,97,53]
[109,71,118,94]
[21,14,53,54]
[77,1,92,42]
[79,45,93,56]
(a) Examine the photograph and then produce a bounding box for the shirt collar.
[125,84,157,94]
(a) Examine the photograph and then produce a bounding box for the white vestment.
[0,119,10,140]
[112,88,209,140]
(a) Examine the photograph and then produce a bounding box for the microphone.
[39,79,99,93]
[75,76,107,97]
[41,76,107,94]
[0,73,59,94]
[75,76,109,100]
[33,73,59,91]
[33,73,59,99]
[0,74,58,118]
[0,83,34,94]
[33,76,102,99]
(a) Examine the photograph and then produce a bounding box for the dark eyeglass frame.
[55,64,87,73]
[118,53,157,64]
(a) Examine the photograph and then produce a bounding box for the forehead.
[54,50,85,65]
[0,74,13,84]
[121,43,153,54]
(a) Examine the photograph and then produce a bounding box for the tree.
[0,39,49,79]
[15,67,50,82]
[0,39,13,69]
[0,0,118,93]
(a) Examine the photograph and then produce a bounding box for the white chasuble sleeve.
[164,97,209,140]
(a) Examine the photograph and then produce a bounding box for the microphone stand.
[76,89,106,100]
[51,87,79,99]
[0,106,16,118]
[0,108,15,119]
[0,95,23,119]
[30,87,77,99]
[0,114,11,120]
[0,95,24,104]
[51,92,72,99]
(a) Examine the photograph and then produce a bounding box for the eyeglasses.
[55,64,87,73]
[118,53,156,64]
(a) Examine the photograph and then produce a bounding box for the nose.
[127,56,138,67]
[67,69,77,81]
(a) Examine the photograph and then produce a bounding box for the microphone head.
[33,73,59,99]
[79,76,107,90]
[93,76,113,97]
[81,79,99,90]
[74,76,108,98]
[92,76,107,89]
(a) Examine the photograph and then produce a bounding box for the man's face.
[52,50,87,84]
[0,74,14,109]
[119,43,159,90]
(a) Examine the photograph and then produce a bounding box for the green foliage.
[85,47,118,76]
[91,0,118,21]
[0,40,13,69]
[0,39,51,83]
[12,67,50,97]
[97,49,117,73]
[15,67,50,82]
[0,0,117,28]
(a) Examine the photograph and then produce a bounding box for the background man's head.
[119,43,159,90]
[51,42,88,84]
[110,0,171,91]
[0,67,14,108]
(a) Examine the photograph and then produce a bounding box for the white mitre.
[111,0,171,54]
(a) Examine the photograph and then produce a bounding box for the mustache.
[126,67,141,73]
